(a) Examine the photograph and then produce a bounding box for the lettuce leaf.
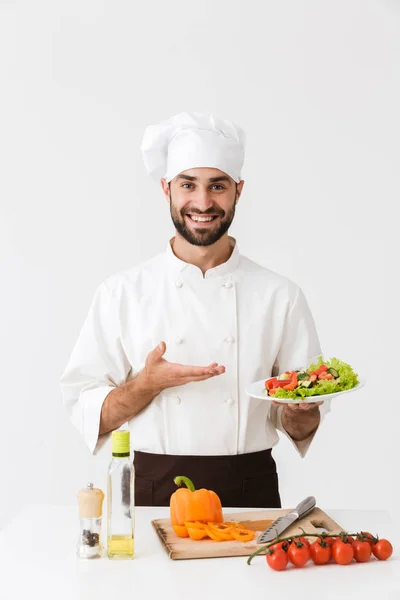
[272,356,359,400]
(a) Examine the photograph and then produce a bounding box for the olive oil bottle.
[107,430,135,559]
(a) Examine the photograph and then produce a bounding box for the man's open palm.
[142,341,225,396]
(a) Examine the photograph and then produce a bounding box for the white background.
[0,0,399,529]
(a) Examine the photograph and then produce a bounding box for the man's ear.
[235,180,245,204]
[160,178,171,202]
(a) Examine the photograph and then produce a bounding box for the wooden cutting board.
[152,507,344,560]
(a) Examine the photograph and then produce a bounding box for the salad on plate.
[265,356,360,400]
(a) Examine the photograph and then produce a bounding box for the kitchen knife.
[257,496,316,544]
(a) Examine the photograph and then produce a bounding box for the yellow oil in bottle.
[107,431,135,559]
[107,534,134,558]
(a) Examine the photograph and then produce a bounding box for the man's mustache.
[182,208,225,217]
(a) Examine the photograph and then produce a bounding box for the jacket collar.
[166,236,240,280]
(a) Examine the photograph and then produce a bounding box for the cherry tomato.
[372,539,393,561]
[269,540,289,552]
[359,531,376,547]
[310,540,331,565]
[352,540,372,563]
[288,541,311,567]
[332,540,354,565]
[292,536,310,548]
[266,548,289,571]
[338,534,355,545]
[320,535,337,547]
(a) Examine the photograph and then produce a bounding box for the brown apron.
[133,449,281,508]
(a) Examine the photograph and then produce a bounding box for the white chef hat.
[141,112,246,183]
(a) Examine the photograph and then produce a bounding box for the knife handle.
[294,496,316,518]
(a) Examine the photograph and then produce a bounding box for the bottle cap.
[77,482,104,518]
[112,430,130,455]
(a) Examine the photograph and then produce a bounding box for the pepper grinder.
[77,482,104,559]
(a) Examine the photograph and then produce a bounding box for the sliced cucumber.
[300,380,313,388]
[297,372,310,381]
[278,373,291,380]
[328,367,339,378]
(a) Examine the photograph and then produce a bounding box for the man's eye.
[212,185,224,191]
[182,183,193,189]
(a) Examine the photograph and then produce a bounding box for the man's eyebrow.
[176,174,232,183]
[176,174,197,181]
[208,176,232,183]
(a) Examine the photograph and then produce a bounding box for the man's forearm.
[281,406,321,441]
[99,372,157,436]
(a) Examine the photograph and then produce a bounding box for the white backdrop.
[0,0,399,529]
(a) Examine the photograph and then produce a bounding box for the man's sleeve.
[60,282,132,455]
[268,285,331,458]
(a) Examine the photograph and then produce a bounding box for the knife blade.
[257,496,316,544]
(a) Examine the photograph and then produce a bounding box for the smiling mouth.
[185,214,219,223]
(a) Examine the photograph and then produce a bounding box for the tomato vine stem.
[247,531,377,565]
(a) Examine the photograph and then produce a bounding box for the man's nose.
[193,188,216,212]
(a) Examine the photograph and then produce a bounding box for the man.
[60,111,330,508]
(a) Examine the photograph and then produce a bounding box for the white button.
[225,336,235,343]
[175,281,183,288]
[223,281,233,288]
[225,398,233,405]
[176,396,182,404]
[175,337,183,345]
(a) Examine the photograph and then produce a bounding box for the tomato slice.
[267,379,290,389]
[265,378,278,390]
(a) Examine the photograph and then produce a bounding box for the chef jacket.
[60,237,331,458]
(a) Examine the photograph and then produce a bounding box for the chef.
[60,111,331,508]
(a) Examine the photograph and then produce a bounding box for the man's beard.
[169,189,237,247]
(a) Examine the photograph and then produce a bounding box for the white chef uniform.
[60,236,331,459]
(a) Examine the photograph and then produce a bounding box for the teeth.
[190,216,214,222]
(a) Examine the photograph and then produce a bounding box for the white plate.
[246,378,365,404]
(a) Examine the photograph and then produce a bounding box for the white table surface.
[0,505,398,600]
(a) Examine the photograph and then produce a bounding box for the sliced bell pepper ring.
[184,521,209,540]
[229,527,255,542]
[176,520,255,542]
[172,524,189,537]
[187,527,209,540]
[206,522,235,541]
[184,521,208,529]
[204,525,225,541]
